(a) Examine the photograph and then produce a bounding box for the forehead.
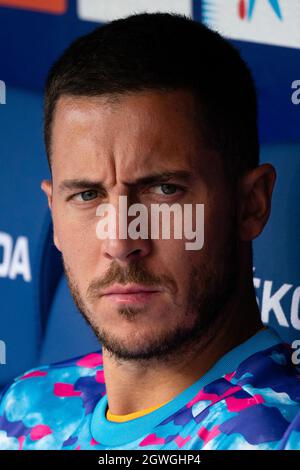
[50,90,218,182]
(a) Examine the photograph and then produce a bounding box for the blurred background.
[0,0,299,388]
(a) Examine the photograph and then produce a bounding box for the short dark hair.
[44,12,259,179]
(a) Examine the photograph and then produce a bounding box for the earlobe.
[41,179,53,210]
[41,179,61,251]
[238,163,276,241]
[53,233,61,252]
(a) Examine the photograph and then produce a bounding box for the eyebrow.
[58,179,105,194]
[125,170,193,187]
[58,170,194,194]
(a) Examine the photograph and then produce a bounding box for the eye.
[73,190,98,202]
[151,184,181,195]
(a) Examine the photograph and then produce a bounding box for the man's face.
[43,90,238,361]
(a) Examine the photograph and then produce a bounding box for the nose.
[100,195,152,263]
[103,238,151,263]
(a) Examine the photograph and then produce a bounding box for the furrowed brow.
[58,179,106,194]
[125,170,193,187]
[58,171,193,194]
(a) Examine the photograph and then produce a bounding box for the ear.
[41,179,61,252]
[237,163,276,241]
[41,179,52,210]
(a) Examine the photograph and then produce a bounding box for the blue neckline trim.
[90,328,282,446]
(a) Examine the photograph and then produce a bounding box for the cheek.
[154,239,202,287]
[202,196,233,252]
[52,207,101,265]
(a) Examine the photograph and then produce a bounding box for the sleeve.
[0,365,50,450]
[0,380,21,450]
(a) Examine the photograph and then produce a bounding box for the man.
[0,13,299,451]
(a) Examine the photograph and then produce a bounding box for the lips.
[101,284,161,296]
[100,284,162,305]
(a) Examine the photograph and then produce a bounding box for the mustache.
[86,261,177,301]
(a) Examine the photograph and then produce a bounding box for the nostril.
[127,248,142,259]
[103,238,151,262]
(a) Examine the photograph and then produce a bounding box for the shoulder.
[0,351,105,449]
[226,342,300,442]
[1,350,105,407]
[194,342,300,449]
[232,342,300,406]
